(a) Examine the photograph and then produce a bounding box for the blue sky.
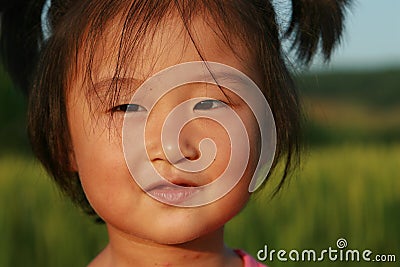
[313,0,400,70]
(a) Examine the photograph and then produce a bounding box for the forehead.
[82,10,258,84]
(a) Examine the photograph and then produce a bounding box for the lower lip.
[147,186,199,205]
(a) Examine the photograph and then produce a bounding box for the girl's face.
[67,14,261,244]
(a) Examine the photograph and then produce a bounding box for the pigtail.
[0,0,79,94]
[0,0,48,94]
[285,0,352,64]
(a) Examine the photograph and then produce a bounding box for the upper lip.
[144,168,201,192]
[145,159,207,189]
[145,178,199,192]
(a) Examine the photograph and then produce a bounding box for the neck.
[89,225,242,267]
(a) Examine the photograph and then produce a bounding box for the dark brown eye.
[112,104,147,113]
[193,100,226,111]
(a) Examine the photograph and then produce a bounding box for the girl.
[0,0,351,266]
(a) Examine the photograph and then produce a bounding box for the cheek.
[74,136,134,216]
[79,144,164,230]
[68,108,138,218]
[192,108,260,192]
[195,119,231,179]
[207,178,251,228]
[202,111,258,207]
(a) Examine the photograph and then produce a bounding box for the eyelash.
[111,104,147,113]
[193,99,227,110]
[111,99,227,113]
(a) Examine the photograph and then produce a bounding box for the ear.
[68,149,79,172]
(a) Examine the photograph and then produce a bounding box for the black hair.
[1,0,352,221]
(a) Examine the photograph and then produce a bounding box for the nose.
[161,133,200,163]
[145,96,201,166]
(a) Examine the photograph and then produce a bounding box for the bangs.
[66,0,276,114]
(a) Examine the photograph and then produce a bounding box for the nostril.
[151,157,164,162]
[185,155,199,161]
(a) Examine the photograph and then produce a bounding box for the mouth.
[145,183,200,205]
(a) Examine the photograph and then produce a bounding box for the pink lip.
[146,184,199,205]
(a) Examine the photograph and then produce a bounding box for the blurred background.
[1,0,399,266]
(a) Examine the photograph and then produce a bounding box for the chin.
[151,226,216,245]
[136,210,226,246]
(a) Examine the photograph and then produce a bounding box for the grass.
[226,144,400,266]
[1,145,399,267]
[0,155,107,267]
[297,68,400,145]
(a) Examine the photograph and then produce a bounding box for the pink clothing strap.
[235,249,268,267]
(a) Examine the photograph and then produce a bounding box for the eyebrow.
[90,77,145,100]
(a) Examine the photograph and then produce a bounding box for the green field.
[1,67,399,266]
[227,145,400,267]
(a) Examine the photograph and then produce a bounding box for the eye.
[193,99,227,111]
[112,104,147,113]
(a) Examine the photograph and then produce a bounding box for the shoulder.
[234,249,268,267]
